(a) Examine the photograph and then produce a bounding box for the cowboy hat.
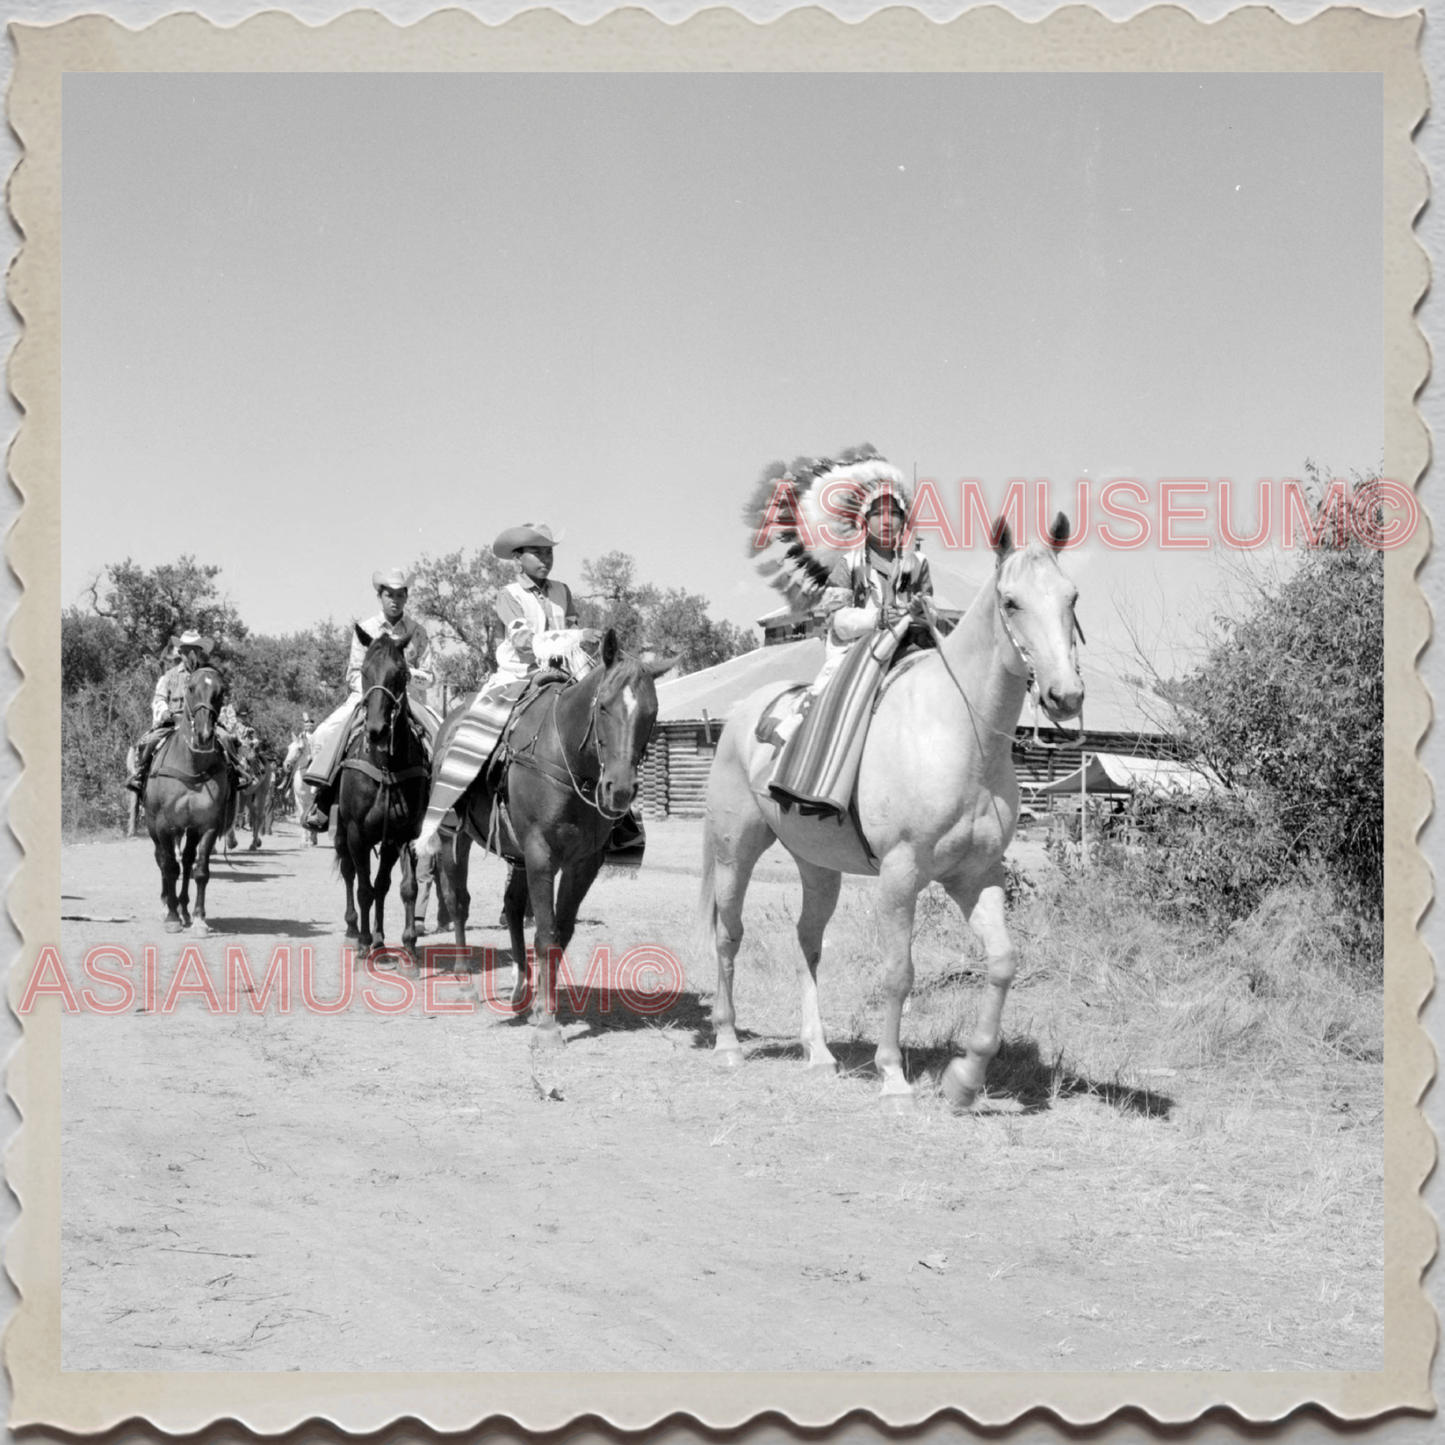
[371,568,413,593]
[492,523,565,560]
[173,629,214,655]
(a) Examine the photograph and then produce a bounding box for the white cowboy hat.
[492,522,565,559]
[173,629,214,655]
[372,568,413,592]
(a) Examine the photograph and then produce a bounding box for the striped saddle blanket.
[767,626,910,818]
[418,671,567,852]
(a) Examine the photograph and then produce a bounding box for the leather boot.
[303,785,333,832]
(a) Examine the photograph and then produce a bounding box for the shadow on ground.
[741,1033,1174,1118]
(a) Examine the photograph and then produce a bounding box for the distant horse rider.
[125,630,252,794]
[301,568,436,832]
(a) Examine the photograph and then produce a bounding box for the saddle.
[340,698,432,763]
[485,669,571,795]
[147,727,227,786]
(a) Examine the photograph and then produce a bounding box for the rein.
[343,661,426,853]
[151,671,227,783]
[507,671,640,822]
[922,591,1086,754]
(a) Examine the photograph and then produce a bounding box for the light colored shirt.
[493,579,580,681]
[151,661,197,726]
[819,545,933,650]
[347,612,431,700]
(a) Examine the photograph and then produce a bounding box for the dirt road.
[59,820,1382,1372]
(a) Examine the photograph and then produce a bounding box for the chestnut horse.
[433,630,670,1044]
[334,626,430,958]
[142,666,232,935]
[699,517,1084,1111]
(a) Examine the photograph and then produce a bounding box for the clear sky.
[61,71,1382,679]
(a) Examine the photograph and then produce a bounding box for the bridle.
[992,572,1087,749]
[183,668,222,755]
[339,653,428,851]
[551,673,650,822]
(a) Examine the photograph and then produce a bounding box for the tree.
[643,588,757,674]
[408,549,516,694]
[578,551,658,654]
[577,552,757,673]
[85,556,247,667]
[1146,475,1384,953]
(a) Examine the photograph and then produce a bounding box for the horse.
[141,665,233,936]
[225,735,271,852]
[432,630,670,1044]
[334,626,430,958]
[283,731,319,844]
[699,516,1084,1112]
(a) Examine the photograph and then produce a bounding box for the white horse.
[699,516,1084,1112]
[283,731,319,846]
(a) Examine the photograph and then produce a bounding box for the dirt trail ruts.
[60,821,1378,1371]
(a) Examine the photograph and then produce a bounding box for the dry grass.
[667,851,1384,1369]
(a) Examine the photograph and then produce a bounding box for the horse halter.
[185,670,222,755]
[555,682,646,822]
[993,589,1086,746]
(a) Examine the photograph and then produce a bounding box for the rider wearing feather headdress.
[747,444,935,691]
[745,445,937,815]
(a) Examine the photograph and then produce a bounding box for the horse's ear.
[354,622,373,648]
[991,517,1015,563]
[602,628,619,667]
[644,654,680,679]
[1047,512,1071,550]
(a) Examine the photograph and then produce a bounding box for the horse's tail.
[695,817,719,958]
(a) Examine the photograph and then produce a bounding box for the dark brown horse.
[334,625,430,959]
[142,666,231,935]
[433,630,670,1044]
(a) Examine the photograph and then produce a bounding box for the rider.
[302,569,434,831]
[126,630,252,794]
[812,483,934,694]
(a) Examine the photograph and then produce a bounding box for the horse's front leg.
[552,849,605,956]
[338,839,359,941]
[177,832,198,932]
[354,839,377,956]
[874,855,921,1111]
[502,861,531,1011]
[155,834,183,933]
[524,847,563,1047]
[440,831,471,956]
[941,874,1016,1111]
[398,842,420,960]
[191,828,220,936]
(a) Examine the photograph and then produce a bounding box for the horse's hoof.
[715,1048,745,1070]
[345,927,359,941]
[804,1055,839,1076]
[191,920,212,938]
[164,919,183,935]
[880,1091,916,1115]
[941,1060,979,1112]
[529,1025,565,1051]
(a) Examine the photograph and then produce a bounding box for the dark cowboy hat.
[492,522,565,560]
[371,567,413,592]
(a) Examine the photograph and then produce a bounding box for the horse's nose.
[1045,681,1084,720]
[600,776,636,812]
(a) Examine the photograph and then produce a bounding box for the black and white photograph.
[4,3,1432,1432]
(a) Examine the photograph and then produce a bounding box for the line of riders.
[126,476,939,863]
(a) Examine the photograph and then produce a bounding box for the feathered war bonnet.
[744,444,912,608]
